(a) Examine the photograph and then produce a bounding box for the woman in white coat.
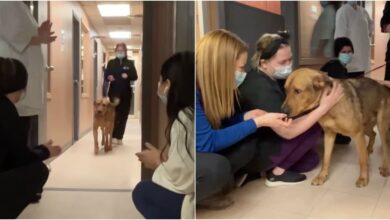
[334,1,373,75]
[0,2,56,148]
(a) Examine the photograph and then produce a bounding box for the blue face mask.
[338,53,353,65]
[235,71,247,87]
[273,64,293,79]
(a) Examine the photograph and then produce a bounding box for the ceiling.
[79,1,143,54]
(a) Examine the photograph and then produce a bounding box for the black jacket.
[105,57,138,96]
[321,59,348,79]
[0,95,49,172]
[381,1,390,61]
[238,69,286,171]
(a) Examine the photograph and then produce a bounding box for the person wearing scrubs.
[240,33,344,187]
[381,1,390,81]
[310,1,342,58]
[105,43,138,146]
[321,37,355,145]
[334,0,373,74]
[0,2,56,149]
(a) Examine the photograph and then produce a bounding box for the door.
[72,15,81,143]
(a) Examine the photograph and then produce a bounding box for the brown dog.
[93,98,119,154]
[283,68,390,187]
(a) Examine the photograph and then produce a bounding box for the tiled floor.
[197,130,390,219]
[19,119,143,219]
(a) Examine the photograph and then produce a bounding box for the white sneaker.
[117,139,123,145]
[112,138,118,145]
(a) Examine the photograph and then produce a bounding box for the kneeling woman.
[133,52,194,219]
[238,33,344,186]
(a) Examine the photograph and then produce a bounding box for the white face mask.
[18,90,26,103]
[272,64,293,79]
[157,81,168,105]
[116,52,125,59]
[235,70,247,87]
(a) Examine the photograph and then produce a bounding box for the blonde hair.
[251,33,283,69]
[196,29,248,129]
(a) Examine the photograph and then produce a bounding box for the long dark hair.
[160,51,194,161]
[0,57,28,95]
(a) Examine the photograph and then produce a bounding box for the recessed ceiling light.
[97,4,130,17]
[109,31,131,39]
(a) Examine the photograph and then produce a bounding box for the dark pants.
[0,162,49,218]
[196,136,257,201]
[111,93,131,140]
[269,124,322,173]
[132,181,184,219]
[20,115,39,149]
[385,62,390,81]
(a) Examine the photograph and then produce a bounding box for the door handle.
[74,80,79,84]
[46,65,55,71]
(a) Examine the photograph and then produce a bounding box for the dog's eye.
[294,89,302,94]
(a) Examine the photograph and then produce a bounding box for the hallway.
[18,119,142,219]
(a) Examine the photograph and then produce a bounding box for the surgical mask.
[17,90,26,103]
[157,82,168,105]
[273,64,293,79]
[116,52,125,59]
[235,70,247,87]
[338,53,353,65]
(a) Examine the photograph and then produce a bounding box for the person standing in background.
[311,1,342,58]
[0,2,56,149]
[381,1,390,81]
[105,43,138,146]
[334,0,373,75]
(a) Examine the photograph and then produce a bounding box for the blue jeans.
[132,180,184,219]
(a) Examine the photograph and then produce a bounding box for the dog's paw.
[94,149,99,155]
[355,177,368,187]
[379,167,390,177]
[367,147,373,154]
[311,175,327,186]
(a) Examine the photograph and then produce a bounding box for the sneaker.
[265,170,306,187]
[117,139,123,145]
[112,138,118,145]
[235,173,248,188]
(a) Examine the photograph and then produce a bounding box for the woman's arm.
[272,82,344,140]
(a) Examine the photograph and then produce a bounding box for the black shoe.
[29,193,42,203]
[265,170,306,187]
[335,134,351,145]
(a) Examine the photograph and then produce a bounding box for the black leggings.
[111,93,131,140]
[0,162,49,218]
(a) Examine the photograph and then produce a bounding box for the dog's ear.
[313,74,326,90]
[313,72,333,90]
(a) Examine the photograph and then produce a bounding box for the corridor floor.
[19,119,143,219]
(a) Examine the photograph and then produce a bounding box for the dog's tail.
[110,97,120,107]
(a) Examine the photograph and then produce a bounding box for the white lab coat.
[311,4,336,58]
[334,4,373,74]
[0,2,44,116]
